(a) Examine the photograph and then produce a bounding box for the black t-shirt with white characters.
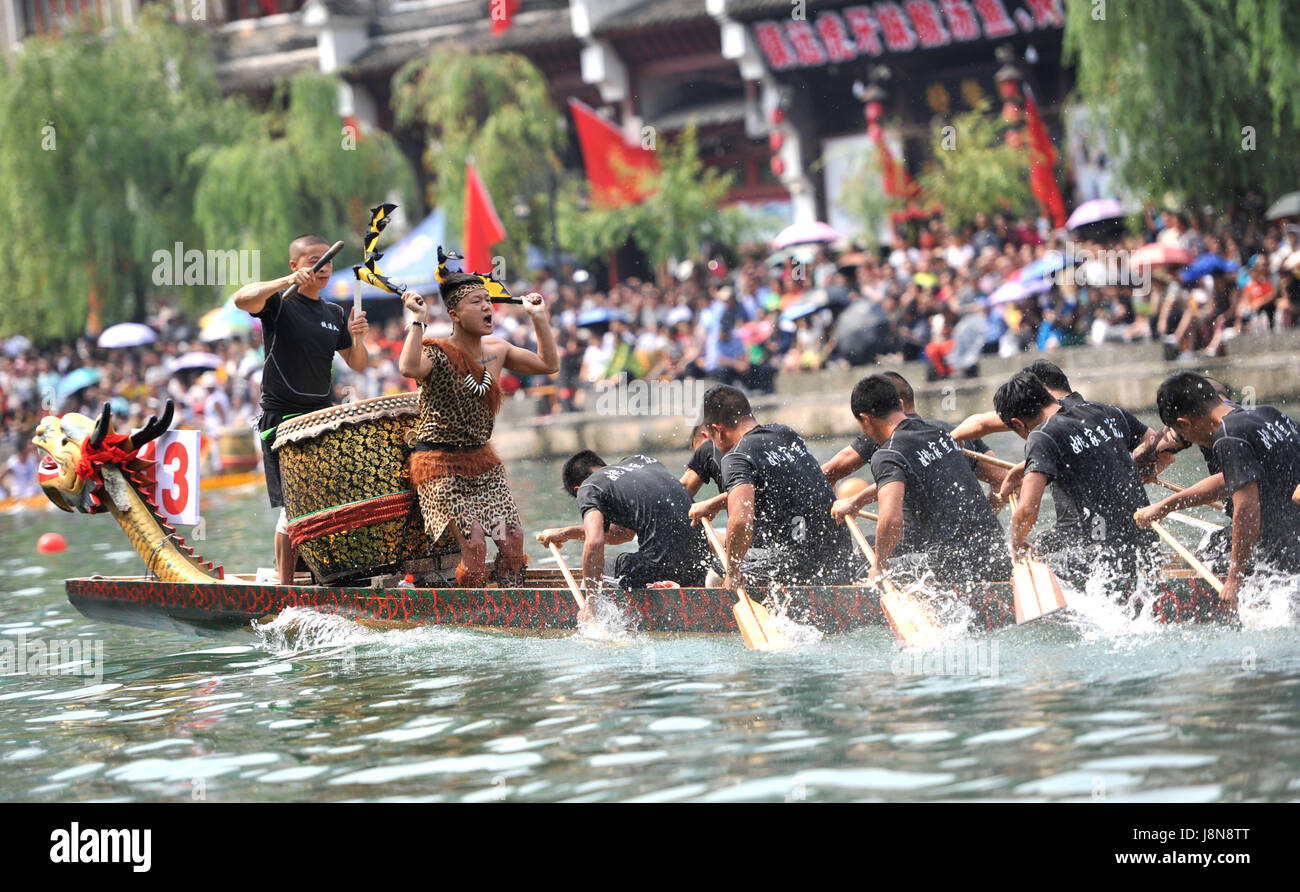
[576,455,708,572]
[686,440,723,491]
[850,414,991,470]
[1211,406,1300,571]
[869,416,1011,581]
[720,424,852,574]
[1023,400,1156,550]
[255,290,352,414]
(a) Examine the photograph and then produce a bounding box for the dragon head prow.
[32,400,176,513]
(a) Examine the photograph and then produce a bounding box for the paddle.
[1006,495,1068,623]
[1165,511,1223,533]
[1147,518,1224,594]
[961,447,1016,470]
[857,510,879,521]
[283,240,345,300]
[844,516,941,647]
[537,536,586,612]
[699,521,789,651]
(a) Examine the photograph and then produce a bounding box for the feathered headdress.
[435,246,521,309]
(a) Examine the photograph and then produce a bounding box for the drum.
[273,393,459,583]
[218,425,260,473]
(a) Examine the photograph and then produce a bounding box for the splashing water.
[576,594,637,645]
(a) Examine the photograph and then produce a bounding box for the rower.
[693,385,857,591]
[994,371,1159,588]
[1134,377,1235,572]
[1153,371,1300,608]
[834,375,1011,585]
[824,370,1007,518]
[539,451,711,611]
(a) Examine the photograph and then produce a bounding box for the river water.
[1,426,1298,802]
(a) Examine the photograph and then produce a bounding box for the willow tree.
[191,72,418,287]
[1064,0,1300,204]
[0,7,243,340]
[918,99,1035,230]
[556,125,737,273]
[391,48,563,277]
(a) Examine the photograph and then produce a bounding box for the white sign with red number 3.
[140,430,201,526]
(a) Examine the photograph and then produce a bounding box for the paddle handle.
[1165,511,1224,533]
[962,447,1017,470]
[1149,519,1224,594]
[700,519,758,603]
[857,509,879,521]
[543,540,586,611]
[283,240,345,300]
[1155,477,1184,493]
[844,516,900,596]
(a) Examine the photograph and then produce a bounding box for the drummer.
[398,272,557,588]
[233,234,370,584]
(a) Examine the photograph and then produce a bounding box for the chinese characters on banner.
[751,1,1064,72]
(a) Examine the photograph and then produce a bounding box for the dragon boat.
[32,399,1229,639]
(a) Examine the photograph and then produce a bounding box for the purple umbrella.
[989,277,1052,306]
[1066,198,1125,231]
[772,221,840,249]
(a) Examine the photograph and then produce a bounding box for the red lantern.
[771,107,785,125]
[770,156,785,177]
[1005,129,1024,149]
[1002,101,1022,124]
[998,77,1020,100]
[768,130,784,152]
[866,122,882,142]
[865,99,884,124]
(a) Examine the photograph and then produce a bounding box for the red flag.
[490,0,519,36]
[464,157,506,275]
[1023,87,1066,229]
[867,123,920,200]
[569,98,660,207]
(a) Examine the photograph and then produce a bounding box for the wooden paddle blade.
[1011,557,1068,624]
[878,585,943,648]
[732,591,789,651]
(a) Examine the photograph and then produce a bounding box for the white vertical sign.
[151,429,201,526]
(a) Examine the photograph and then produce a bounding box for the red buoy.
[37,532,66,554]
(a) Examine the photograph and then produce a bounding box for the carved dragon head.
[32,401,175,513]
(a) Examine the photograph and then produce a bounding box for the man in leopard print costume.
[398,272,557,587]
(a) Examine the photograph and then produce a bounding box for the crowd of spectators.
[3,200,1298,501]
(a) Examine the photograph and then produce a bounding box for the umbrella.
[1016,253,1068,282]
[1179,253,1239,283]
[1130,243,1192,268]
[765,246,817,267]
[830,300,891,365]
[1066,198,1125,230]
[1265,191,1300,221]
[576,308,630,328]
[167,352,222,374]
[779,300,827,323]
[97,322,157,349]
[772,221,840,249]
[989,278,1052,306]
[56,367,102,404]
[3,334,31,357]
[737,319,774,345]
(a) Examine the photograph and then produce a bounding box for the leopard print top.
[414,341,499,446]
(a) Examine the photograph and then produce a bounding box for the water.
[1,432,1298,802]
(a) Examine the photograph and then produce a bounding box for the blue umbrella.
[1016,253,1067,282]
[576,308,630,327]
[779,300,826,323]
[56,367,102,404]
[1180,253,1239,282]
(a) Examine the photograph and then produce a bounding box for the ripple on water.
[646,717,711,733]
[698,767,956,801]
[328,752,543,785]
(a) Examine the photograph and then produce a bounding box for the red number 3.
[162,440,189,516]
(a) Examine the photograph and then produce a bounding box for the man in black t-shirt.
[841,375,1011,585]
[682,423,724,496]
[1155,371,1300,607]
[994,372,1158,589]
[824,371,1006,519]
[539,451,711,608]
[695,386,856,590]
[234,233,372,584]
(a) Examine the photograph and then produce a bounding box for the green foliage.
[1064,0,1300,204]
[391,49,562,276]
[0,8,242,340]
[918,99,1035,230]
[556,125,736,270]
[192,71,418,282]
